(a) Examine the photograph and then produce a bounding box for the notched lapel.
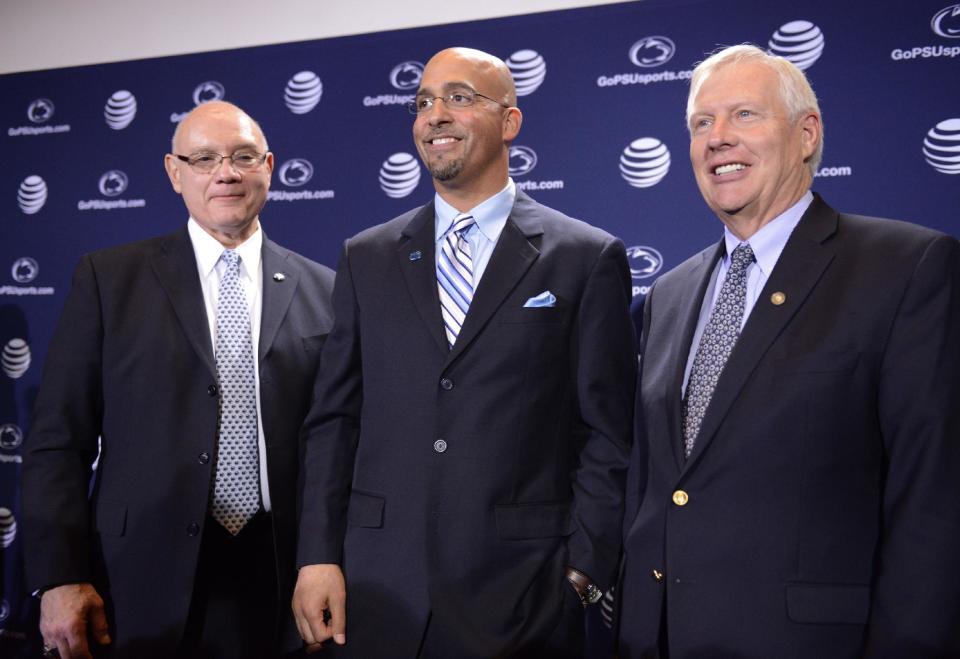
[398,203,448,355]
[151,229,217,380]
[259,239,299,363]
[667,244,723,471]
[683,201,839,470]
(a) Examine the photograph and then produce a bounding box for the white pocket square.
[523,291,557,308]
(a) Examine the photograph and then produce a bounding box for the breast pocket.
[500,307,567,325]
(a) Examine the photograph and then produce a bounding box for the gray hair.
[686,44,823,175]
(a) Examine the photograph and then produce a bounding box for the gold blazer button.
[672,490,689,506]
[771,291,786,305]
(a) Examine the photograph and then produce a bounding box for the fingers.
[39,583,110,659]
[292,564,348,649]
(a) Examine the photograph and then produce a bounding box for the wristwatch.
[565,566,603,606]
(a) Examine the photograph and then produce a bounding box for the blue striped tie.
[437,213,476,347]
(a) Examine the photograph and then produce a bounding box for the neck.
[206,218,259,249]
[434,169,508,213]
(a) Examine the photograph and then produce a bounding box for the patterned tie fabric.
[682,242,755,458]
[210,249,260,535]
[437,213,476,347]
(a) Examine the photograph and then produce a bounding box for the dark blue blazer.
[618,195,960,658]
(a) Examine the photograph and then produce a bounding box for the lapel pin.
[409,250,422,262]
[770,291,786,306]
[273,272,286,282]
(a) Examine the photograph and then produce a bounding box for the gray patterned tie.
[682,243,755,458]
[210,249,260,535]
[437,213,476,347]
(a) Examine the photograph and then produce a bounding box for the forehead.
[177,110,263,150]
[419,53,495,92]
[693,61,782,111]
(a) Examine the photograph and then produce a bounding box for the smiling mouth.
[714,163,748,176]
[427,136,460,145]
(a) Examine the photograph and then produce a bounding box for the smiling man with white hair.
[617,44,960,658]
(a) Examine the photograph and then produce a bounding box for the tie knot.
[221,249,241,269]
[730,243,754,273]
[451,214,475,237]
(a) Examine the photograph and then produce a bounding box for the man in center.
[292,47,636,657]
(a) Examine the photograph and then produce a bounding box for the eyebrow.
[416,81,477,96]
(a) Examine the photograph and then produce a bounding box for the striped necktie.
[437,213,476,347]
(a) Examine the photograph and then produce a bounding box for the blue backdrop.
[2,0,958,652]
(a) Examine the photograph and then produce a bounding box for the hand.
[39,583,111,659]
[292,564,347,653]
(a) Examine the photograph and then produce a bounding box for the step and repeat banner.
[1,0,958,652]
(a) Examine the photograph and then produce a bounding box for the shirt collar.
[187,217,263,281]
[722,190,813,276]
[434,178,516,243]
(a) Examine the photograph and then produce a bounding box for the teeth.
[715,163,746,176]
[431,137,457,145]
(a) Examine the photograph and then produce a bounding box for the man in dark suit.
[21,101,335,659]
[618,44,960,658]
[292,47,636,658]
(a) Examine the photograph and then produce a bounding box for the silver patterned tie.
[437,213,476,347]
[682,243,755,458]
[210,249,260,535]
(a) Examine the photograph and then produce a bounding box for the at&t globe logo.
[626,246,663,280]
[932,4,960,37]
[379,153,421,199]
[508,146,538,177]
[279,158,314,187]
[768,20,825,70]
[99,170,129,197]
[18,175,48,215]
[285,71,323,114]
[0,423,23,451]
[104,90,137,129]
[390,61,424,90]
[620,138,671,188]
[923,118,960,174]
[0,508,15,549]
[193,81,226,105]
[629,36,676,68]
[506,50,547,96]
[2,338,31,379]
[27,98,55,123]
[11,257,39,284]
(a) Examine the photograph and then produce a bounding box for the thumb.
[89,603,112,645]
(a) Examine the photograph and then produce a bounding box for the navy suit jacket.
[297,190,636,658]
[22,227,335,657]
[618,195,960,658]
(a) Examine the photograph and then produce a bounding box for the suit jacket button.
[439,378,454,391]
[433,439,448,453]
[672,490,689,506]
[186,522,200,536]
[198,452,210,464]
[207,384,218,397]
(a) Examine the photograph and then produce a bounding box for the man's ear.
[502,107,523,142]
[799,111,821,162]
[163,154,182,194]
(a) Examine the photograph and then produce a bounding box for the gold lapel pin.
[770,291,786,305]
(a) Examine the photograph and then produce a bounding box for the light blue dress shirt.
[434,178,516,287]
[681,191,814,396]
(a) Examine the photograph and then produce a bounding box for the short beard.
[428,158,463,182]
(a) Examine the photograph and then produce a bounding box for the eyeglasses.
[174,150,268,173]
[406,90,510,115]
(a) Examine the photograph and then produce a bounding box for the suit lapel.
[259,237,299,363]
[665,243,723,471]
[446,192,543,365]
[398,202,449,355]
[683,196,839,471]
[151,227,217,380]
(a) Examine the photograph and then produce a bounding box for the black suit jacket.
[297,190,636,658]
[22,227,335,657]
[618,195,960,658]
